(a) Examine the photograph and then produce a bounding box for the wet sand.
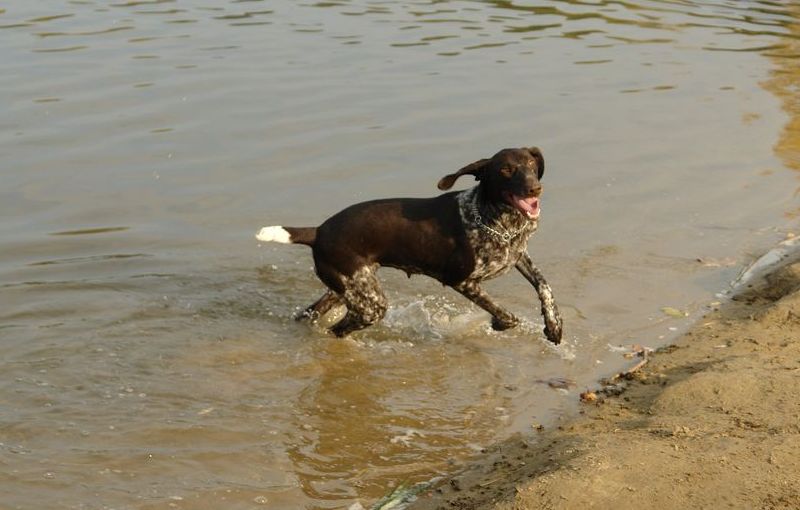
[413,250,800,510]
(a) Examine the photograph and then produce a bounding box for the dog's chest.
[457,189,537,281]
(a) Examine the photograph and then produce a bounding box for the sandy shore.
[412,255,800,510]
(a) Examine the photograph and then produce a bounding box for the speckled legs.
[516,253,562,344]
[329,266,388,337]
[453,280,520,331]
[296,290,342,322]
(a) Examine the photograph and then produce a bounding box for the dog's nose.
[528,184,542,197]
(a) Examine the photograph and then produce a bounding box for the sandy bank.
[412,256,800,510]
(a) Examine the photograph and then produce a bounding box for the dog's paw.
[294,309,317,322]
[491,315,519,331]
[543,319,562,345]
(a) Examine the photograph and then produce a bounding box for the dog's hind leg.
[295,290,342,322]
[330,266,388,337]
[453,281,519,331]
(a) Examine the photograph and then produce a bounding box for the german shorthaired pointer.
[256,147,563,344]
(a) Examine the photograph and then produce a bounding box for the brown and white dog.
[256,147,562,344]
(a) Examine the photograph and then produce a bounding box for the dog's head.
[438,147,545,220]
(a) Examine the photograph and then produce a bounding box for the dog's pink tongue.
[515,196,540,219]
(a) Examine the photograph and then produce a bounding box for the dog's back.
[313,193,472,283]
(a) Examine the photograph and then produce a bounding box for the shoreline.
[411,246,800,510]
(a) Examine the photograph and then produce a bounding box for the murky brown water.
[2,1,799,508]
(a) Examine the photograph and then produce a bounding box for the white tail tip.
[256,226,291,244]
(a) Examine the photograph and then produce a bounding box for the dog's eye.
[500,167,513,178]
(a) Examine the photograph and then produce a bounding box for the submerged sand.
[413,256,800,510]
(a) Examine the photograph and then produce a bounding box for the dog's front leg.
[454,281,520,331]
[515,253,562,344]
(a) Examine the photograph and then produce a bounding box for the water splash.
[382,296,484,340]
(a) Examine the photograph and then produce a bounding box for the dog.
[256,146,562,344]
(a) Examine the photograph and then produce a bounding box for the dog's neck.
[458,186,537,242]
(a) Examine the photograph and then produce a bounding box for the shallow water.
[1,1,799,508]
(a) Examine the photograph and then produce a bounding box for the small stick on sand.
[602,353,650,386]
[623,357,649,377]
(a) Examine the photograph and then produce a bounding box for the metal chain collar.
[470,201,526,243]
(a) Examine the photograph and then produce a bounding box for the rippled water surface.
[2,1,800,508]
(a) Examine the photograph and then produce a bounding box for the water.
[2,1,799,508]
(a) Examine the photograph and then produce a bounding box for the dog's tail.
[255,226,316,247]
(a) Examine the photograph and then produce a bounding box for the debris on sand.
[368,479,439,510]
[535,377,577,390]
[661,306,688,318]
[732,235,800,290]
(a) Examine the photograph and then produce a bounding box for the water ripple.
[3,1,800,509]
[49,226,130,236]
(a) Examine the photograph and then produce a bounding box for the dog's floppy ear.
[437,158,490,190]
[527,147,544,179]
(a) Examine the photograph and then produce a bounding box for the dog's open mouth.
[504,192,540,220]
